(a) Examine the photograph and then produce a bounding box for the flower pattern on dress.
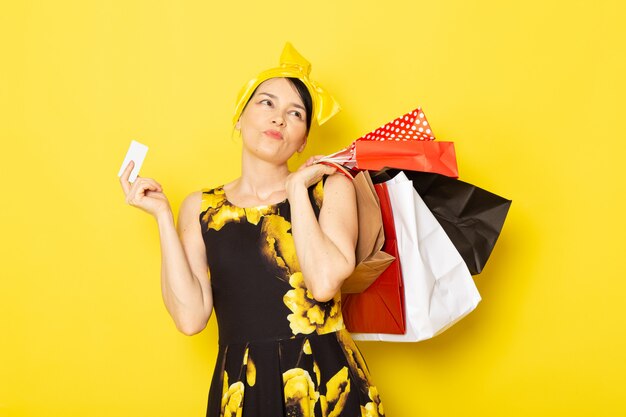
[361,386,385,417]
[201,187,278,231]
[283,272,344,336]
[335,329,372,386]
[313,360,321,387]
[259,214,301,279]
[220,371,244,417]
[282,365,354,417]
[243,347,256,387]
[320,366,351,417]
[336,329,385,416]
[303,339,312,355]
[302,339,322,386]
[312,179,324,210]
[283,368,319,417]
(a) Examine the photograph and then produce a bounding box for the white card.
[118,140,149,183]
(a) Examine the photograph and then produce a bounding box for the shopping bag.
[373,169,511,275]
[342,181,406,334]
[351,172,481,342]
[327,165,394,293]
[354,140,458,177]
[319,107,459,177]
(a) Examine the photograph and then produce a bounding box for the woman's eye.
[259,99,273,106]
[290,110,303,119]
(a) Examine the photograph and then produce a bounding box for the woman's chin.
[243,147,294,166]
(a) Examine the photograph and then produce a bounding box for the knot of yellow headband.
[233,43,341,126]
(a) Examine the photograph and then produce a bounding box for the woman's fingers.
[126,177,163,206]
[297,155,327,171]
[304,163,337,187]
[311,164,337,183]
[140,177,163,192]
[307,155,325,166]
[319,164,337,176]
[119,160,135,195]
[119,164,170,216]
[286,161,342,194]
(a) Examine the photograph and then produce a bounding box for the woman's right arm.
[120,161,212,335]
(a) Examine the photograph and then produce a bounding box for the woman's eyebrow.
[258,92,305,111]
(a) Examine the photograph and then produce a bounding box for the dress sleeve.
[306,176,328,219]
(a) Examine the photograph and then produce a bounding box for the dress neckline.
[219,185,288,209]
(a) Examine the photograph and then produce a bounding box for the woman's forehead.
[254,78,303,104]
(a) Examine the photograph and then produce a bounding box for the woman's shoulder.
[323,171,353,189]
[316,172,354,206]
[199,184,226,196]
[178,190,202,217]
[301,173,353,217]
[179,186,225,218]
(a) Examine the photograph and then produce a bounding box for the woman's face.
[237,78,308,165]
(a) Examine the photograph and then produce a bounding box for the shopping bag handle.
[316,160,354,180]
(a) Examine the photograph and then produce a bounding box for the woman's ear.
[235,120,241,130]
[297,137,307,153]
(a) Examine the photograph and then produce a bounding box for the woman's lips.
[264,129,283,140]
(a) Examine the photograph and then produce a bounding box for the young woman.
[119,44,385,417]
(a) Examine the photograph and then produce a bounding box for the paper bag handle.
[317,160,354,181]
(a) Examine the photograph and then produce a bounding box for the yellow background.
[2,0,625,416]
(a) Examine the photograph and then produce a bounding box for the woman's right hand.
[119,160,171,218]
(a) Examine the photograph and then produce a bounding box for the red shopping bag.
[354,140,458,177]
[342,182,406,334]
[320,107,459,178]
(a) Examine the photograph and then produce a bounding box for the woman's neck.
[229,153,291,203]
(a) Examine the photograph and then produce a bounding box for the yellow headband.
[232,42,341,126]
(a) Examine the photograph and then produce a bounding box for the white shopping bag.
[351,172,481,342]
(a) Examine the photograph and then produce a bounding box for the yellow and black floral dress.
[200,178,385,417]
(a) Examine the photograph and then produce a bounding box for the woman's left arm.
[286,165,358,302]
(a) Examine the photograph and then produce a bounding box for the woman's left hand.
[286,155,337,192]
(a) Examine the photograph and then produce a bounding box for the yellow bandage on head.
[233,42,341,126]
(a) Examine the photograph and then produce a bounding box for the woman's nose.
[272,114,285,126]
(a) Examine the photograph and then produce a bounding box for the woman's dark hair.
[242,77,314,132]
[286,77,313,132]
